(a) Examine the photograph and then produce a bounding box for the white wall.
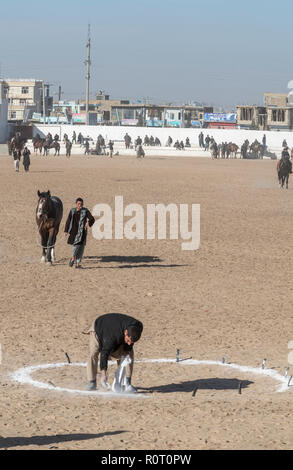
[33,124,293,152]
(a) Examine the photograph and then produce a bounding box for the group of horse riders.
[31,133,61,156]
[208,138,268,159]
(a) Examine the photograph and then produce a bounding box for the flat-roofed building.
[264,92,288,107]
[237,92,293,130]
[4,79,43,122]
[111,103,213,127]
[236,105,267,129]
[266,106,293,130]
[264,92,293,130]
[80,91,130,123]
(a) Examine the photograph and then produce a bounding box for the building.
[264,93,293,131]
[237,92,293,131]
[236,105,267,130]
[3,79,47,122]
[0,80,8,143]
[110,103,213,127]
[80,91,130,124]
[264,93,288,107]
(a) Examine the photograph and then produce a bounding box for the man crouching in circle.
[85,313,143,393]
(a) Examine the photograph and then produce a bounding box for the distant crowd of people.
[9,130,293,167]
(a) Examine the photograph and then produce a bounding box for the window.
[272,109,285,122]
[10,111,17,119]
[240,108,253,121]
[21,86,29,94]
[20,99,26,105]
[123,109,134,119]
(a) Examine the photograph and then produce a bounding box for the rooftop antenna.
[85,24,91,125]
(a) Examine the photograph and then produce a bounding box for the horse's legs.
[51,232,57,261]
[46,229,56,263]
[41,233,48,262]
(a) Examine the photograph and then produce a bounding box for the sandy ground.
[0,152,293,450]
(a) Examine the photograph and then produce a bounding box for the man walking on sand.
[13,149,21,172]
[84,313,143,393]
[22,147,31,172]
[108,140,114,158]
[64,198,95,268]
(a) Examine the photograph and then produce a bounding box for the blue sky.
[0,0,292,108]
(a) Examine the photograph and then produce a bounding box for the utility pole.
[85,24,91,125]
[42,82,46,124]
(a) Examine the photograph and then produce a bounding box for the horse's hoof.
[45,261,52,266]
[40,257,46,263]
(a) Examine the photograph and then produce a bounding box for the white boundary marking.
[10,358,292,397]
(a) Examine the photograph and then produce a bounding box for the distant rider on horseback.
[280,147,292,173]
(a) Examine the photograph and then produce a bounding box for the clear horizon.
[0,0,292,109]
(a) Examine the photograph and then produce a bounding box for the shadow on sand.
[0,430,127,449]
[137,378,253,394]
[55,255,188,270]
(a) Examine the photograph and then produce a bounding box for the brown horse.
[33,138,44,154]
[36,190,63,264]
[43,141,60,156]
[228,143,239,159]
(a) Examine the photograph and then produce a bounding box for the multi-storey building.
[4,79,44,122]
[237,93,293,130]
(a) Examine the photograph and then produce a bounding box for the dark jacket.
[13,150,21,161]
[23,149,31,165]
[94,313,143,371]
[64,207,95,245]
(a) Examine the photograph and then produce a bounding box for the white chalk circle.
[11,358,292,398]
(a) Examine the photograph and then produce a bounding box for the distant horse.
[228,143,239,159]
[36,190,63,264]
[43,141,60,156]
[277,159,291,189]
[33,138,44,154]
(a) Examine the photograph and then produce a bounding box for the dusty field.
[0,152,293,450]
